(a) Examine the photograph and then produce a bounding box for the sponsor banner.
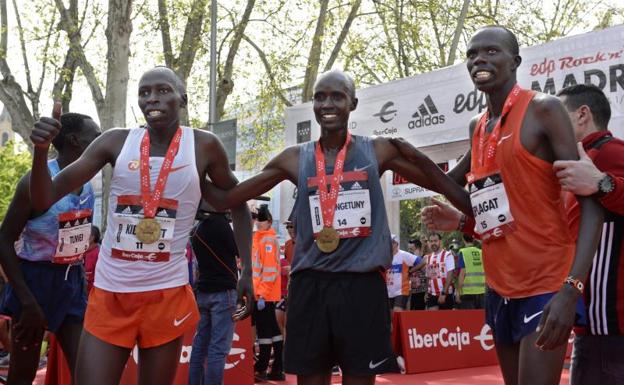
[386,160,456,201]
[394,310,497,373]
[393,310,574,374]
[46,319,254,385]
[285,25,624,149]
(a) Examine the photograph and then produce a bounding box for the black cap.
[257,204,271,222]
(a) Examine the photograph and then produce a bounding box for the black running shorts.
[284,270,400,376]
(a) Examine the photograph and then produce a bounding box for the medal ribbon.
[470,84,522,179]
[314,132,352,228]
[140,126,182,218]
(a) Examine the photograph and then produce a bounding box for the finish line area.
[27,364,570,385]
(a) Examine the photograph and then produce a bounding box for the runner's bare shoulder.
[529,92,566,117]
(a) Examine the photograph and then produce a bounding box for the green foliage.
[0,142,31,221]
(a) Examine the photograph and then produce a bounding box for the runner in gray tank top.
[204,69,472,385]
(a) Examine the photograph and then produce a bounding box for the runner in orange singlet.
[393,26,604,385]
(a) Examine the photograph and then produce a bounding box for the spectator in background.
[252,206,284,382]
[455,234,485,309]
[276,219,294,338]
[407,239,428,310]
[387,234,423,314]
[189,201,240,385]
[83,225,101,294]
[425,233,455,310]
[283,219,295,265]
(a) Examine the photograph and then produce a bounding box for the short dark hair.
[53,113,94,151]
[479,25,519,55]
[91,225,101,244]
[408,239,422,249]
[429,232,442,241]
[557,84,611,130]
[463,234,474,243]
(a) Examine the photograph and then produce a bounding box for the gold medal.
[316,226,340,253]
[136,218,161,244]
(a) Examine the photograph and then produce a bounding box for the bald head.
[314,70,356,100]
[140,66,187,95]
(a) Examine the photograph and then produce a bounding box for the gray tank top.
[292,135,392,273]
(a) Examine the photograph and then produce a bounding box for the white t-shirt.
[387,249,420,298]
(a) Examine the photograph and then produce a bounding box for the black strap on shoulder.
[588,134,613,150]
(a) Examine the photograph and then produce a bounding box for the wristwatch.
[564,276,584,294]
[597,174,615,197]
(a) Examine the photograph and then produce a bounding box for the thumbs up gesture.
[30,101,62,149]
[553,142,605,196]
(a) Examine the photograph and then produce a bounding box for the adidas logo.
[64,222,71,228]
[74,220,81,226]
[483,177,495,188]
[122,207,133,215]
[351,181,362,190]
[157,209,169,217]
[470,184,478,193]
[408,95,446,129]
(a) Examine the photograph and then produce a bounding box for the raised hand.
[30,100,62,148]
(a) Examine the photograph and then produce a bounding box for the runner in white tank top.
[28,67,253,385]
[97,126,200,292]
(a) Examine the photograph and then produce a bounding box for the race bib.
[110,195,178,262]
[307,170,371,239]
[55,209,92,264]
[468,173,515,241]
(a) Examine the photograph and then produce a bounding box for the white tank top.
[96,126,201,292]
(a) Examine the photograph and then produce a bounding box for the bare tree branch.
[158,0,174,68]
[215,0,256,119]
[447,0,471,65]
[301,0,329,102]
[243,34,292,107]
[177,0,208,81]
[323,0,361,72]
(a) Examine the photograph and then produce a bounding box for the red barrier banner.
[394,310,497,373]
[46,318,253,385]
[394,310,575,374]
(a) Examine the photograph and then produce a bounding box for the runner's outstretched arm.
[532,96,605,350]
[202,146,300,211]
[376,137,472,216]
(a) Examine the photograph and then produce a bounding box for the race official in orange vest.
[251,205,284,381]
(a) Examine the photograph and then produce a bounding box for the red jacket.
[564,130,624,335]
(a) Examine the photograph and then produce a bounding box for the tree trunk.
[102,0,132,130]
[301,0,330,103]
